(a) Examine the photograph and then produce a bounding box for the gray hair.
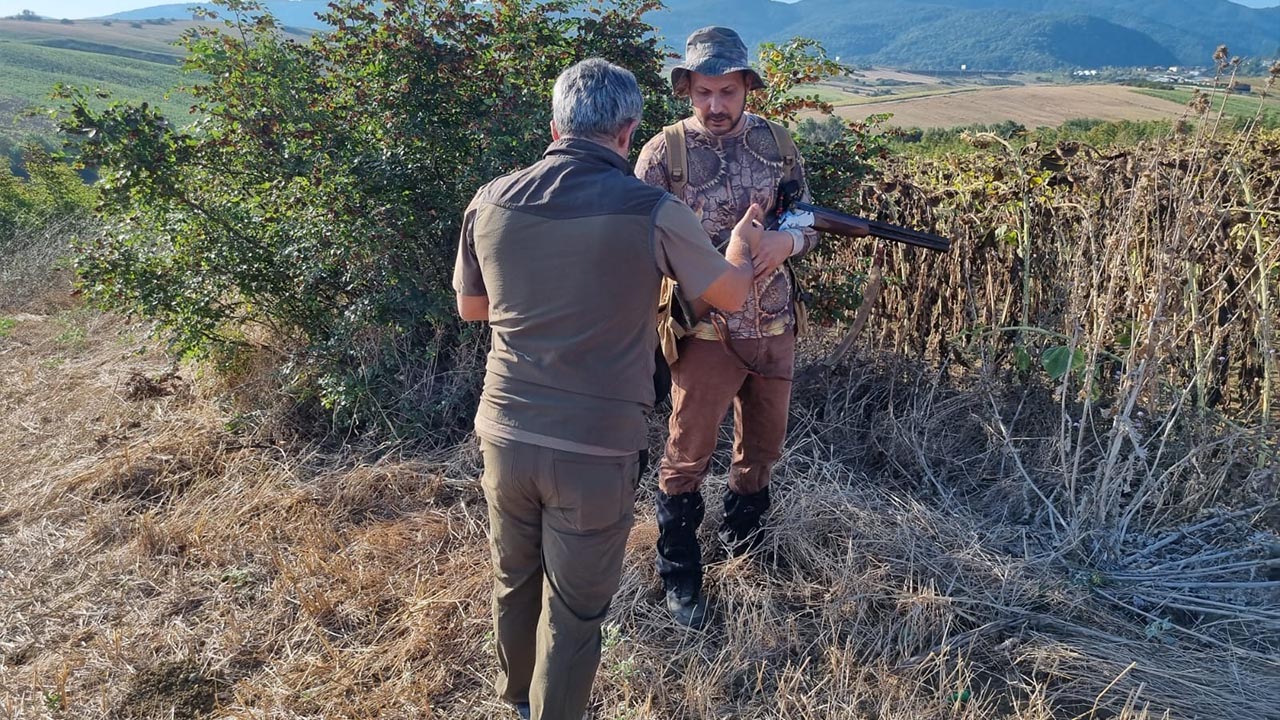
[552,58,643,141]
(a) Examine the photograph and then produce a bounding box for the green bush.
[59,0,676,435]
[894,118,1181,156]
[0,148,94,248]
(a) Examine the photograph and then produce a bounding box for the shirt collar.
[543,137,630,173]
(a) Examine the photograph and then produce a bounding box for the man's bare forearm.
[695,204,763,313]
[724,233,754,283]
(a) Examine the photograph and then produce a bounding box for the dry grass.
[0,215,89,312]
[1,305,1276,720]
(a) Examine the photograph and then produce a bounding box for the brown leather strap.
[663,122,688,199]
[708,313,793,381]
[764,118,798,181]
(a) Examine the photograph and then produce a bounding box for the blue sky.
[2,0,1277,19]
[1,1,185,18]
[0,1,296,18]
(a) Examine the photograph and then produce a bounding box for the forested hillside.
[651,0,1280,70]
[99,0,1280,69]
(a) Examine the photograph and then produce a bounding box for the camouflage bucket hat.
[671,26,765,96]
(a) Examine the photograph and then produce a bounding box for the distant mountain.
[106,0,1280,71]
[104,1,332,28]
[653,0,1280,70]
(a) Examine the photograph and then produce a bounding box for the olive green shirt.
[454,138,731,454]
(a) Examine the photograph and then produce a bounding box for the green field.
[0,18,308,150]
[0,40,192,151]
[0,17,194,55]
[1133,86,1280,123]
[791,83,860,104]
[0,21,188,149]
[793,69,1020,110]
[0,40,189,107]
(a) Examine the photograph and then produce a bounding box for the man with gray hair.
[454,58,761,719]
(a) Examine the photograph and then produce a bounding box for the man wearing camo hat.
[636,26,819,628]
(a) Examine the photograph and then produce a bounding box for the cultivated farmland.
[832,84,1197,128]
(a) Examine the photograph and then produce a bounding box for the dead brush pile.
[3,101,1279,719]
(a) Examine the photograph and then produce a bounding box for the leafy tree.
[58,0,675,436]
[796,116,848,145]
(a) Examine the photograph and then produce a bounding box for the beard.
[702,108,743,135]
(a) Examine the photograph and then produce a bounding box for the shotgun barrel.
[772,180,951,253]
[792,201,951,252]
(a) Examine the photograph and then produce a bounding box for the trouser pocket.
[548,452,637,534]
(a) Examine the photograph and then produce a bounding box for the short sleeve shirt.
[453,138,730,454]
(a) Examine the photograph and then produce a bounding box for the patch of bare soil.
[834,85,1192,128]
[116,659,220,720]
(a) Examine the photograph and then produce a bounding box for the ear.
[616,119,640,154]
[550,120,561,141]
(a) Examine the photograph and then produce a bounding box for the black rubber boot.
[718,486,771,558]
[655,491,707,628]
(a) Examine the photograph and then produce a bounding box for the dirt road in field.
[834,84,1192,128]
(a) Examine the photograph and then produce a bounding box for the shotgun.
[670,181,952,330]
[771,179,951,252]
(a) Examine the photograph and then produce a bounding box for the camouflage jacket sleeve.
[634,132,671,193]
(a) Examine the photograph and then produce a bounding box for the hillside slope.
[85,0,1280,70]
[0,18,188,143]
[103,0,331,28]
[651,0,1279,70]
[0,17,310,151]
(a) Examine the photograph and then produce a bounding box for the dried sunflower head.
[1189,89,1212,114]
[961,131,993,149]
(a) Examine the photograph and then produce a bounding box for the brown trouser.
[480,438,638,720]
[658,332,795,496]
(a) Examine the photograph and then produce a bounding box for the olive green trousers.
[480,438,638,720]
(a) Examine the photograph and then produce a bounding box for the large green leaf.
[1042,345,1085,380]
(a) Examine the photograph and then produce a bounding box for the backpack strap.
[662,121,688,199]
[763,118,799,181]
[656,122,691,369]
